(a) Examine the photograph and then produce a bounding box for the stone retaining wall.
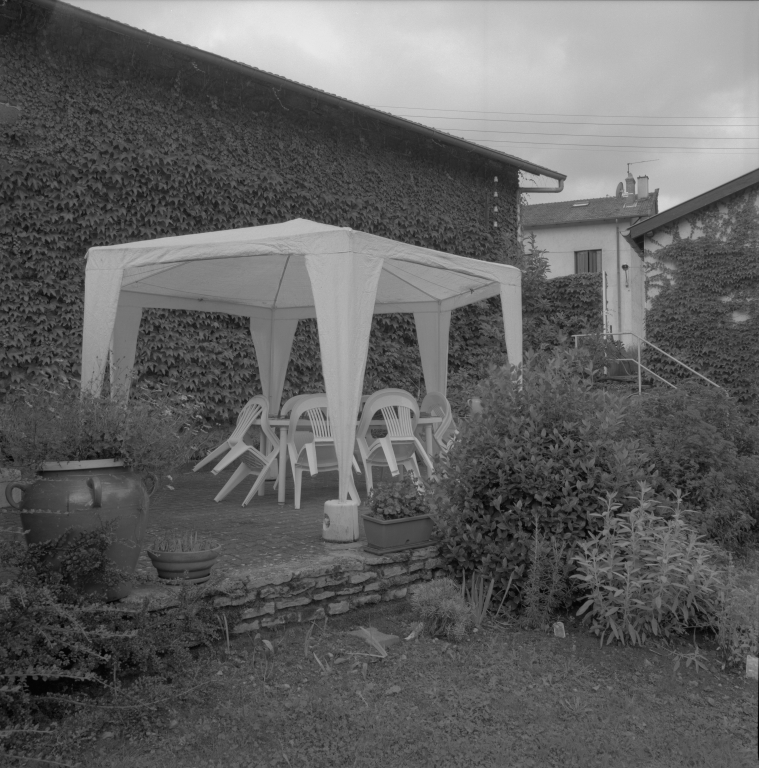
[126,544,445,633]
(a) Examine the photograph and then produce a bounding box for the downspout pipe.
[615,219,622,340]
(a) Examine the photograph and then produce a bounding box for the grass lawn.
[19,599,759,768]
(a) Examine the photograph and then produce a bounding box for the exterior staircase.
[572,332,725,396]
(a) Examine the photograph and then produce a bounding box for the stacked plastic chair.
[286,394,361,509]
[210,395,281,507]
[355,389,434,495]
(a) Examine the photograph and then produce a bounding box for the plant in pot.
[0,380,208,601]
[146,531,221,584]
[362,473,435,554]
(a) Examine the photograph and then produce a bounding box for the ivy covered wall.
[644,187,759,409]
[0,0,522,422]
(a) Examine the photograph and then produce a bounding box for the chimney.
[625,173,636,196]
[637,175,649,198]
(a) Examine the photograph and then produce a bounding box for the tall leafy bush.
[432,348,651,609]
[573,484,722,646]
[624,382,759,550]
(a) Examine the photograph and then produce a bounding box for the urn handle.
[4,481,27,509]
[142,472,159,497]
[86,476,102,508]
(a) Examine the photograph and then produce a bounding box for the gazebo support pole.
[250,316,298,484]
[414,310,451,396]
[109,304,142,401]
[500,281,523,371]
[305,244,383,543]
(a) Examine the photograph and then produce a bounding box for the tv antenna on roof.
[627,159,659,174]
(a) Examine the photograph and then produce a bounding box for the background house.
[521,174,658,340]
[0,0,564,420]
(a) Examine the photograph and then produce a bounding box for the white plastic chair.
[356,389,434,495]
[419,391,458,458]
[211,395,281,507]
[193,395,263,472]
[287,394,360,510]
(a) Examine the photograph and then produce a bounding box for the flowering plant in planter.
[147,531,222,584]
[363,474,435,555]
[149,531,220,553]
[367,473,432,520]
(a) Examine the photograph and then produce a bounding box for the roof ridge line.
[32,0,566,181]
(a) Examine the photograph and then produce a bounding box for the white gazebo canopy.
[81,218,522,507]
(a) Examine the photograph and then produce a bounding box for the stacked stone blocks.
[204,545,445,634]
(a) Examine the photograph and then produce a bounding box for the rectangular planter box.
[361,513,434,555]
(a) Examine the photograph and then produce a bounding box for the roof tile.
[522,190,659,227]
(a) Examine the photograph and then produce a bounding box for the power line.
[370,105,759,119]
[391,114,759,129]
[415,127,758,141]
[476,138,759,152]
[482,144,759,156]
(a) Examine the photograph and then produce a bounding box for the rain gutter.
[518,179,565,194]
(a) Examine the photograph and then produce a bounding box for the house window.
[575,249,601,273]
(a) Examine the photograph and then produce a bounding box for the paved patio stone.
[140,462,376,577]
[0,464,446,627]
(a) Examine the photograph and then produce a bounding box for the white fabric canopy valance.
[81,218,522,503]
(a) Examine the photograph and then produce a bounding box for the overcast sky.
[67,0,759,212]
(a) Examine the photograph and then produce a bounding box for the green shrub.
[624,382,759,550]
[367,474,431,521]
[714,554,759,669]
[0,527,220,729]
[519,522,573,630]
[410,578,472,641]
[572,483,722,647]
[431,347,651,610]
[0,381,209,478]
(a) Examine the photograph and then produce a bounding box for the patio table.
[252,416,442,505]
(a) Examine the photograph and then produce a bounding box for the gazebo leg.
[322,499,359,543]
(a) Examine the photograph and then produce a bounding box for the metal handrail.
[572,331,726,395]
[612,358,677,389]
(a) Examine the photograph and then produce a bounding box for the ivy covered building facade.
[0,0,564,420]
[627,168,759,406]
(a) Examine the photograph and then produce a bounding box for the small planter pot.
[146,546,222,584]
[361,513,434,555]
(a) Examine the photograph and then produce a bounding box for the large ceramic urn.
[4,458,154,601]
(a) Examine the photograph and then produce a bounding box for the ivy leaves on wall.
[645,189,759,409]
[1,14,520,422]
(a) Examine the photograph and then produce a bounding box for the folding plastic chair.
[356,389,434,495]
[287,394,360,510]
[211,395,281,507]
[419,391,458,459]
[193,395,263,472]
